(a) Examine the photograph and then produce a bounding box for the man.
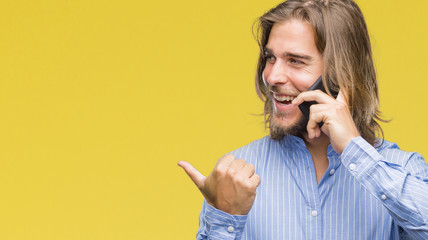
[178,0,428,239]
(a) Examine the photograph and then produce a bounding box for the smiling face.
[263,19,323,135]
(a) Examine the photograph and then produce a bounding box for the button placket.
[311,210,318,217]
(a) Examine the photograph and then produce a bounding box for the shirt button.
[311,210,318,217]
[381,194,387,200]
[227,226,234,233]
[329,169,335,175]
[349,163,356,170]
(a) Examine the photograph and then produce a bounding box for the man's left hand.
[292,90,360,154]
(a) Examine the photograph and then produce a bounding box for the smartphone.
[298,76,338,126]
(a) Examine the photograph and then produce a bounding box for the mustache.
[268,85,300,96]
[261,71,300,96]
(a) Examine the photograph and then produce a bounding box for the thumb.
[178,161,206,189]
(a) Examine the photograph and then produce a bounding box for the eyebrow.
[264,48,313,61]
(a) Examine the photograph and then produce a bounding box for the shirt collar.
[280,134,306,150]
[279,134,342,168]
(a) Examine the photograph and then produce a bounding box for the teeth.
[273,94,295,102]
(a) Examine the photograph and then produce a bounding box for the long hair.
[254,0,386,146]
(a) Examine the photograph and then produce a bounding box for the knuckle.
[247,163,255,171]
[214,166,225,177]
[238,178,251,189]
[307,119,316,128]
[236,159,247,165]
[235,176,245,185]
[243,183,253,192]
[221,154,235,162]
[254,174,261,183]
[309,110,317,119]
[337,102,346,109]
[226,168,236,177]
[227,154,236,160]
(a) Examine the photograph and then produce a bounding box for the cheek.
[263,65,272,78]
[289,71,318,92]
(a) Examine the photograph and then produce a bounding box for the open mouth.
[273,94,296,106]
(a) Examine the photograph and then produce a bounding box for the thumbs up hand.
[178,155,261,215]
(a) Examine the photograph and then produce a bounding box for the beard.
[269,100,308,140]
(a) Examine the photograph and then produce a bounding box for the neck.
[302,132,330,154]
[302,132,330,183]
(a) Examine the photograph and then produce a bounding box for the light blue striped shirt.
[196,136,428,239]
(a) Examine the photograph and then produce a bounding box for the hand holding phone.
[298,76,338,126]
[292,79,360,152]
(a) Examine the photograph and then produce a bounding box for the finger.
[315,125,322,138]
[249,174,261,187]
[238,163,256,179]
[309,102,332,113]
[230,158,246,169]
[307,122,321,139]
[177,161,206,189]
[307,120,318,139]
[307,111,324,139]
[292,90,335,106]
[215,154,235,170]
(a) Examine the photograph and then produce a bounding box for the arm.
[292,90,428,239]
[341,137,428,239]
[195,200,247,240]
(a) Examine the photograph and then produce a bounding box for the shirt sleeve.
[196,200,247,240]
[340,137,428,240]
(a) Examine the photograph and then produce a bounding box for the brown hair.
[254,0,385,146]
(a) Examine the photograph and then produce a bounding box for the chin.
[273,112,298,128]
[270,113,308,139]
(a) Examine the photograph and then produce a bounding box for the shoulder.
[227,136,278,165]
[229,136,271,157]
[376,139,424,163]
[376,138,427,178]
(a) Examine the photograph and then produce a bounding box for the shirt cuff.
[340,136,383,180]
[203,203,247,239]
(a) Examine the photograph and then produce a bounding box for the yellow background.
[0,0,427,239]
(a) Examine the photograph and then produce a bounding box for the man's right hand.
[178,155,261,215]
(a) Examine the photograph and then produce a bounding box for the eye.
[264,54,276,64]
[289,58,304,65]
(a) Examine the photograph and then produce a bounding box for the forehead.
[266,19,319,56]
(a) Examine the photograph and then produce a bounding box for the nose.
[266,61,288,86]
